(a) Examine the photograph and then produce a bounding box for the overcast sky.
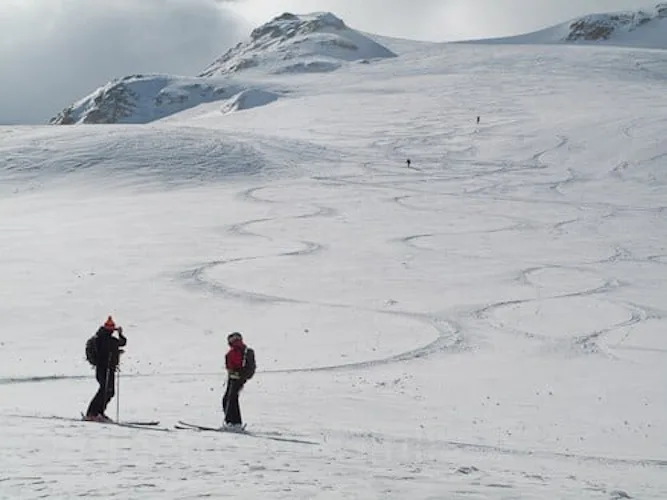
[0,0,654,124]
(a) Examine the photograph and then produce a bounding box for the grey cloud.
[0,0,249,124]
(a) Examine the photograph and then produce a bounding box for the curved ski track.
[177,188,463,372]
[5,126,662,379]
[309,132,662,359]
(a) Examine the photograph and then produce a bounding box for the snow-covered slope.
[199,12,396,77]
[49,12,395,125]
[468,3,667,48]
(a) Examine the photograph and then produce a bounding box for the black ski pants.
[222,378,244,424]
[86,366,115,417]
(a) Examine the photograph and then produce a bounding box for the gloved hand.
[115,326,124,335]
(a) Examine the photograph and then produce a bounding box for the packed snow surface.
[2,13,667,500]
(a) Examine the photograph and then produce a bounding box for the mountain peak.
[249,12,347,42]
[468,3,667,49]
[566,3,667,41]
[199,11,395,77]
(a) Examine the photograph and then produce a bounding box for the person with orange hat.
[84,316,127,422]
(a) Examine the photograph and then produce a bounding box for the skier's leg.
[86,368,106,417]
[226,380,242,425]
[86,387,104,417]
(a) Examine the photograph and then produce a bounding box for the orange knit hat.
[103,316,116,330]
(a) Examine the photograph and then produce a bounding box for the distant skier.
[476,116,480,124]
[406,158,412,168]
[84,316,127,422]
[222,332,256,429]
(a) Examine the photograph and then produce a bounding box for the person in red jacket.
[222,332,255,429]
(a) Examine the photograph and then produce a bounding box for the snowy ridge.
[199,12,396,77]
[49,74,284,125]
[467,3,667,48]
[50,12,395,125]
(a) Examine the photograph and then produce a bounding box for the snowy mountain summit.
[199,12,396,77]
[48,75,247,125]
[566,3,667,41]
[49,12,395,125]
[478,3,667,48]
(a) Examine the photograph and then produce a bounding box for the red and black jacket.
[225,343,256,381]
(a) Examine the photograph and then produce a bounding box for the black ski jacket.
[95,327,127,370]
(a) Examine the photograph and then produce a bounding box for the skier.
[406,158,411,168]
[222,332,255,429]
[84,316,127,422]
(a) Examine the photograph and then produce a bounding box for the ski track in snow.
[333,428,667,468]
[178,183,464,371]
[300,132,663,361]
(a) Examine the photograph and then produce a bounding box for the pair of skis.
[12,414,317,444]
[175,420,318,445]
[6,413,169,432]
[83,417,314,444]
[176,421,247,432]
[79,413,169,431]
[84,417,317,444]
[96,421,168,431]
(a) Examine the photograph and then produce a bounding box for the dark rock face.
[565,7,658,41]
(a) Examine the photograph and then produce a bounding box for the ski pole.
[116,364,120,423]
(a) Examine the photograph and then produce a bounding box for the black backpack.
[85,334,98,366]
[241,347,256,380]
